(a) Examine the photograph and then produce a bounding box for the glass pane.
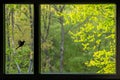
[40,4,116,74]
[5,4,34,74]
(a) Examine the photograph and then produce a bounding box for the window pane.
[40,4,116,74]
[5,4,34,74]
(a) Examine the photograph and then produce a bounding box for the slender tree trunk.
[59,5,65,72]
[41,5,52,72]
[6,7,11,74]
[28,5,34,73]
[11,8,21,73]
[53,5,65,72]
[59,16,64,72]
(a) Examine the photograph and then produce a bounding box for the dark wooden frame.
[1,0,120,79]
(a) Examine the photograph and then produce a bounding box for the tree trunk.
[6,7,11,74]
[59,5,65,72]
[59,16,64,72]
[11,8,21,73]
[53,5,65,72]
[28,5,34,73]
[41,5,52,72]
[52,5,65,72]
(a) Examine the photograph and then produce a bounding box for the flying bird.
[16,40,25,49]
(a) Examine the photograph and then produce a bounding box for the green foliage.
[85,50,115,74]
[5,4,34,74]
[67,4,116,73]
[40,4,116,74]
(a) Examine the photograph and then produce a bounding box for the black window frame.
[1,0,120,79]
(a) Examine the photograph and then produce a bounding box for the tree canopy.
[40,4,116,74]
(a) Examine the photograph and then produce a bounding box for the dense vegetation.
[40,4,116,74]
[5,4,34,74]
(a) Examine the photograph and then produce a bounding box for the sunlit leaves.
[67,4,116,73]
[82,43,89,50]
[40,4,116,73]
[96,40,101,45]
[85,50,115,73]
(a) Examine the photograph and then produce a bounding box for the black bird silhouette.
[16,40,25,49]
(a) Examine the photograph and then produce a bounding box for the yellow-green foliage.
[66,4,116,73]
[40,4,116,73]
[85,50,115,74]
[5,4,34,74]
[41,40,53,51]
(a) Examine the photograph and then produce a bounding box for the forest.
[40,4,116,74]
[5,4,34,74]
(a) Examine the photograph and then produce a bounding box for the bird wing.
[18,40,21,45]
